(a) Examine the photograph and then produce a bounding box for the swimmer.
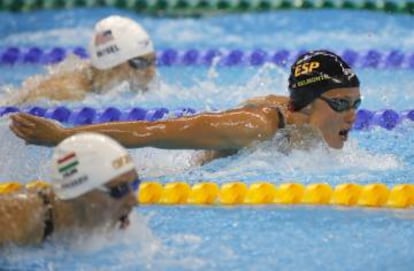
[242,49,361,149]
[0,133,139,246]
[5,15,156,104]
[9,50,361,159]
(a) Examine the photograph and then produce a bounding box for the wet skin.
[9,87,360,151]
[92,52,156,93]
[10,53,157,104]
[88,170,139,230]
[0,170,138,246]
[9,106,281,149]
[305,87,361,149]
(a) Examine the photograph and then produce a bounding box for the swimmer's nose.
[344,108,357,124]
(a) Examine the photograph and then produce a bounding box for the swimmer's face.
[308,87,361,149]
[121,52,157,91]
[85,170,138,230]
[101,169,139,229]
[94,52,156,92]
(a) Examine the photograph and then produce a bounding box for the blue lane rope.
[0,106,197,125]
[1,47,414,69]
[0,106,413,130]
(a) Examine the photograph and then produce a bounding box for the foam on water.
[0,211,207,271]
[171,131,403,185]
[1,7,414,271]
[0,61,411,184]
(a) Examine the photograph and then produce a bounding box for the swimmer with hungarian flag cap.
[0,133,139,246]
[10,50,362,160]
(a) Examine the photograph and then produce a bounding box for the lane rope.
[1,47,414,69]
[1,180,414,208]
[0,0,413,16]
[1,106,413,130]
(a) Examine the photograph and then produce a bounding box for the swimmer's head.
[89,15,154,70]
[288,50,360,111]
[51,133,136,200]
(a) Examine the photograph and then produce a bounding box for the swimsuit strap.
[37,190,54,241]
[277,108,286,129]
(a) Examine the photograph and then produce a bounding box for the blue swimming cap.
[288,50,360,111]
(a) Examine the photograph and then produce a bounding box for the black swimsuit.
[37,191,54,241]
[276,108,286,129]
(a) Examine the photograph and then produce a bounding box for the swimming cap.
[51,133,136,200]
[89,15,154,70]
[288,50,360,111]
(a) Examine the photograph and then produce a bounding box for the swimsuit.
[276,108,286,129]
[37,191,54,241]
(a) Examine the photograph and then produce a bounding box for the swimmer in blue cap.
[9,50,361,158]
[4,15,156,104]
[0,133,138,246]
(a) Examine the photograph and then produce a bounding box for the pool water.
[0,6,414,271]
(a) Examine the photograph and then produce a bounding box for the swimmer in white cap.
[0,133,139,246]
[6,15,156,104]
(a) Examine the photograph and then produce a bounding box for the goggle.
[319,96,362,113]
[98,178,140,199]
[128,57,156,70]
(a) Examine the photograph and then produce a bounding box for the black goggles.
[99,178,140,199]
[128,57,156,70]
[319,96,362,113]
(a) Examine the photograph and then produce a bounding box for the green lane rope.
[1,0,414,16]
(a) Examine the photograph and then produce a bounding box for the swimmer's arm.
[10,107,282,149]
[242,95,289,108]
[67,107,281,150]
[0,194,44,246]
[13,70,89,104]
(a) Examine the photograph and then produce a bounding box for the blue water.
[0,6,414,271]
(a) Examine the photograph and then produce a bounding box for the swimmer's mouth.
[339,129,350,141]
[119,213,130,230]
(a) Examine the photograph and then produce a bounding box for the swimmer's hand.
[9,113,67,146]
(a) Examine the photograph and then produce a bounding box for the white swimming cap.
[51,133,136,200]
[89,15,154,70]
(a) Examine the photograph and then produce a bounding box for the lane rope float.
[1,180,414,208]
[1,47,414,69]
[0,0,413,16]
[1,106,413,130]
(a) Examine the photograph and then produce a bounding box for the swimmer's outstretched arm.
[10,106,282,150]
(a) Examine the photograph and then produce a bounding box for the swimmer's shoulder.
[49,62,94,95]
[242,94,289,108]
[0,189,48,244]
[241,103,287,133]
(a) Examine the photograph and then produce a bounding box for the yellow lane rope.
[1,181,413,208]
